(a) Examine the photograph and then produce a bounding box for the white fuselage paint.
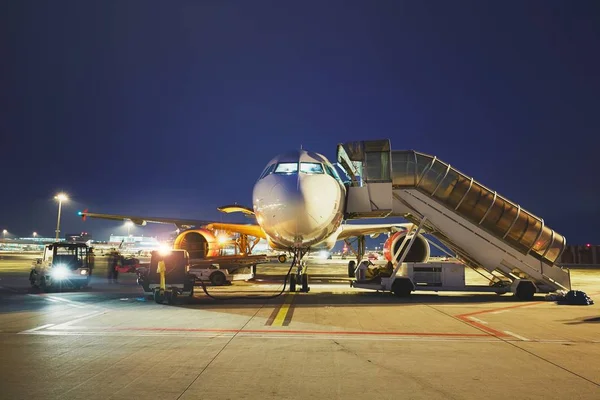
[252,150,345,251]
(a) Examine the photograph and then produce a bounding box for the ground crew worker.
[107,250,119,283]
[380,261,394,277]
[112,252,120,283]
[107,251,114,283]
[88,248,95,271]
[365,260,395,279]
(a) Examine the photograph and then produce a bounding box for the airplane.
[80,148,431,291]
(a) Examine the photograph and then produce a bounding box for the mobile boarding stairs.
[338,140,571,300]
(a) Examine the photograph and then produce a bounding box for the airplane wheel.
[348,261,356,278]
[289,274,296,292]
[301,274,309,293]
[210,271,227,286]
[278,254,287,263]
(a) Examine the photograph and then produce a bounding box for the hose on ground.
[194,262,295,301]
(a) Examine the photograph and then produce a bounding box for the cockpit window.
[299,162,324,174]
[259,164,276,179]
[324,163,341,181]
[274,162,298,174]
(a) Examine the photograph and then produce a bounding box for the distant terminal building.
[108,235,160,250]
[559,244,599,266]
[65,232,93,243]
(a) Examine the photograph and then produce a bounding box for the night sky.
[1,1,599,245]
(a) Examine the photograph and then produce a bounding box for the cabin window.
[274,162,298,174]
[299,162,324,174]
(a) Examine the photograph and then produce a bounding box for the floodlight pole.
[55,199,63,241]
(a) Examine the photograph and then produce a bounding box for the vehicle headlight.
[80,269,88,275]
[51,265,69,280]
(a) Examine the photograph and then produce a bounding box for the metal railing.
[390,150,566,265]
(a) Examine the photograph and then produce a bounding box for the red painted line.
[455,301,544,338]
[114,326,489,337]
[456,315,508,337]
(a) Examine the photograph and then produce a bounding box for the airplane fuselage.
[252,150,346,251]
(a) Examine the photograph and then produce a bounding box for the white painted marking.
[20,329,501,342]
[468,317,488,324]
[51,311,107,329]
[504,331,530,341]
[19,324,55,334]
[47,295,87,308]
[490,310,509,315]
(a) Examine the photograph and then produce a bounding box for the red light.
[586,243,591,247]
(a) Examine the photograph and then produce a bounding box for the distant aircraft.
[80,149,430,290]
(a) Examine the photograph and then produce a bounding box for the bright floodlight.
[33,232,37,237]
[158,244,172,256]
[55,193,68,202]
[2,229,7,234]
[125,221,133,227]
[217,234,229,245]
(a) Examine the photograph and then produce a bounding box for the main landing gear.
[345,236,365,278]
[288,250,309,293]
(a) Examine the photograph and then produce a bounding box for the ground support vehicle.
[30,242,93,291]
[189,254,272,280]
[350,219,543,301]
[115,255,142,273]
[137,250,195,304]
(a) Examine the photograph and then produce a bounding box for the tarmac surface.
[0,254,599,399]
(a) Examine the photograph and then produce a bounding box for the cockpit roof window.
[274,162,298,175]
[300,162,324,174]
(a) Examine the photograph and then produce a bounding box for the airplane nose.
[253,173,340,247]
[268,178,303,236]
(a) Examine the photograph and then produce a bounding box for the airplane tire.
[301,274,309,292]
[210,271,227,286]
[278,254,287,263]
[289,274,296,292]
[348,261,356,278]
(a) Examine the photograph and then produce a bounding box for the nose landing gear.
[288,250,309,293]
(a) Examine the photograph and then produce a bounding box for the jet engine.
[172,229,219,259]
[383,230,430,263]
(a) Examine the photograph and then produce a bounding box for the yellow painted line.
[272,292,296,327]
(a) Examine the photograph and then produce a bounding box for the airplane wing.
[204,223,266,239]
[79,211,266,238]
[78,211,213,228]
[337,223,414,241]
